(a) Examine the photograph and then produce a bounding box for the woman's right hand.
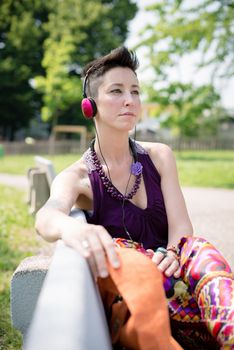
[61,221,120,279]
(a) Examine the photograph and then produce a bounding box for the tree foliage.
[35,0,137,125]
[0,0,50,140]
[136,0,233,137]
[146,82,221,137]
[140,0,234,80]
[0,0,137,140]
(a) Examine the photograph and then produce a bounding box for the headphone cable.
[93,123,135,242]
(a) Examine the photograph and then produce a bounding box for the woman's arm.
[148,142,193,277]
[155,143,193,244]
[35,162,120,278]
[35,167,81,242]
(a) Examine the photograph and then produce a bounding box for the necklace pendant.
[131,161,143,176]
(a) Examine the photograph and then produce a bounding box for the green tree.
[33,0,138,127]
[139,0,234,80]
[145,82,221,137]
[0,0,51,140]
[35,0,137,124]
[136,0,233,136]
[0,0,137,140]
[35,34,79,126]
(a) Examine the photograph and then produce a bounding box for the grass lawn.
[0,154,80,175]
[176,150,234,189]
[0,150,234,188]
[0,185,47,350]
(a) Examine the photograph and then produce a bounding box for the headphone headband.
[81,69,97,118]
[82,65,94,98]
[82,74,88,98]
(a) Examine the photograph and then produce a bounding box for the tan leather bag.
[98,248,183,350]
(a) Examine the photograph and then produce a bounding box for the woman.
[36,47,233,349]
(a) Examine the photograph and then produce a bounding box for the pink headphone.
[81,73,97,119]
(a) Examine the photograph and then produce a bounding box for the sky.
[125,0,234,110]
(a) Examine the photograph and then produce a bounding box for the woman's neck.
[94,132,132,165]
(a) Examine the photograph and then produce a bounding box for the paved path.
[0,173,233,269]
[0,173,28,190]
[182,187,234,269]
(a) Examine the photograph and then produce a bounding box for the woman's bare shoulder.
[52,154,89,191]
[137,141,173,159]
[137,141,175,174]
[65,155,88,174]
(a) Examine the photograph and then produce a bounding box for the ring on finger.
[155,247,168,257]
[81,239,90,250]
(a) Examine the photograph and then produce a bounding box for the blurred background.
[0,0,233,152]
[0,1,234,349]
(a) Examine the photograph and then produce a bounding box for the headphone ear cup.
[81,97,97,119]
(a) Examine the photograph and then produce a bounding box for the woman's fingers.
[86,233,109,278]
[71,235,102,279]
[164,259,181,277]
[153,251,180,278]
[78,225,120,279]
[87,252,99,280]
[98,227,120,269]
[152,251,166,265]
[63,234,91,258]
[62,227,109,278]
[173,266,181,278]
[79,238,92,258]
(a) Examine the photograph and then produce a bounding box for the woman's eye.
[132,90,139,95]
[111,89,122,94]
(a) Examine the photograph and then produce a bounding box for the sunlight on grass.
[1,150,234,188]
[0,185,48,349]
[0,154,81,175]
[176,151,234,188]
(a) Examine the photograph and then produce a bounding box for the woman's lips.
[120,112,136,116]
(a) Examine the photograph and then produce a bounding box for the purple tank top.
[84,143,168,250]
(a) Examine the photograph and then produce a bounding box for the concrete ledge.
[11,209,112,349]
[24,241,112,350]
[11,255,51,334]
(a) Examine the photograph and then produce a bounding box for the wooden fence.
[1,136,234,155]
[1,140,86,155]
[157,137,234,151]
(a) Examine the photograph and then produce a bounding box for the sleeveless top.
[83,143,168,250]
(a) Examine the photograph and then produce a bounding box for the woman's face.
[95,67,141,131]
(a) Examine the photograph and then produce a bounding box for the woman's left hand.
[152,250,181,278]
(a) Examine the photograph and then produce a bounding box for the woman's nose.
[124,92,134,106]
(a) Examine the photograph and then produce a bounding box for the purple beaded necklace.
[90,138,143,201]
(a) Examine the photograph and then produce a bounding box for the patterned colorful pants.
[114,236,234,350]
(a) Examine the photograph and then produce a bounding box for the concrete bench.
[27,156,56,215]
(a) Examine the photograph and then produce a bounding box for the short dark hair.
[82,46,139,97]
